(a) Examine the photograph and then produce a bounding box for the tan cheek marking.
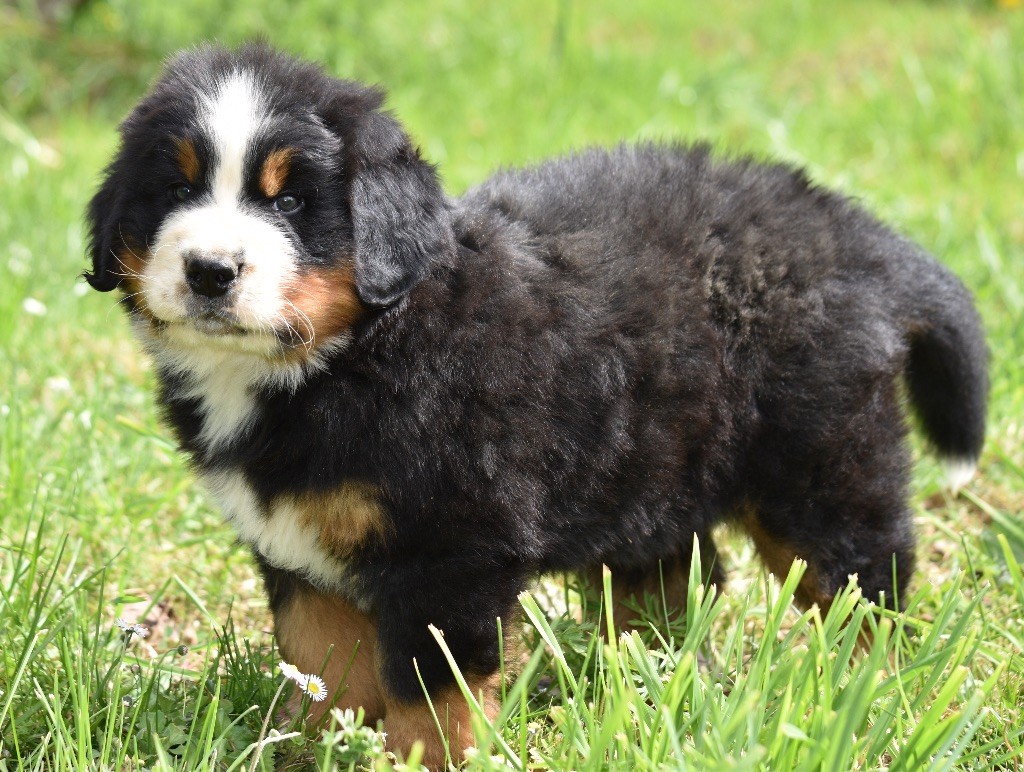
[116,246,146,289]
[383,673,502,767]
[260,147,294,198]
[275,587,384,724]
[281,264,364,353]
[281,480,390,558]
[175,138,201,185]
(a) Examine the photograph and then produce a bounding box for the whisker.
[144,234,172,259]
[280,301,314,350]
[280,311,312,349]
[105,295,149,323]
[285,300,316,349]
[119,290,147,303]
[117,225,148,266]
[106,250,145,280]
[278,303,309,348]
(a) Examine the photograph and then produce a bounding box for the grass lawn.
[1,0,1022,768]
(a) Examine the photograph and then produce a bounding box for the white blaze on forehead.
[202,71,267,203]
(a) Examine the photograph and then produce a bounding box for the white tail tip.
[943,459,977,494]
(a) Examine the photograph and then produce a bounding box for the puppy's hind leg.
[742,392,917,615]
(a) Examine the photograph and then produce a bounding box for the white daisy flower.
[115,618,149,638]
[130,624,149,638]
[278,661,307,687]
[302,674,328,702]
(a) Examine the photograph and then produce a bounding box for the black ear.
[330,89,455,306]
[84,168,126,292]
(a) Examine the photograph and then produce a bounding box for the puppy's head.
[86,43,454,359]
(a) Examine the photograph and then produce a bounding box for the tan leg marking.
[259,147,294,198]
[274,587,384,725]
[383,672,501,769]
[741,511,833,612]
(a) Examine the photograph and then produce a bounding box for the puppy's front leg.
[374,563,524,768]
[256,557,385,727]
[273,582,386,725]
[382,670,502,768]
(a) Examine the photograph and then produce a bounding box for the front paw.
[383,680,499,770]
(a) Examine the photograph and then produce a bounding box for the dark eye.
[273,194,303,214]
[169,183,193,203]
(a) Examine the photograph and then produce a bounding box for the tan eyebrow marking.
[260,147,295,198]
[175,138,201,184]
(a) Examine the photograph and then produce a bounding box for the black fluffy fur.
[87,44,988,704]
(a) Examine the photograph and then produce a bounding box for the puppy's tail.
[899,248,988,491]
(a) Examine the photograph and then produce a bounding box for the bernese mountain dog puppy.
[86,43,988,765]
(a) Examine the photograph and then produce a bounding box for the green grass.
[1,0,1023,769]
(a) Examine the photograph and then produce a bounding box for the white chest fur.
[133,321,368,596]
[138,320,314,452]
[190,364,259,452]
[203,469,353,591]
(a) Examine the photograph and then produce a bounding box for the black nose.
[185,257,239,298]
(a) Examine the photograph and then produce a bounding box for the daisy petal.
[278,661,307,686]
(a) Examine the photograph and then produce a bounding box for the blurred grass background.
[1,0,1022,769]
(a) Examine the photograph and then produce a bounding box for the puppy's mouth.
[190,311,250,337]
[175,294,253,337]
